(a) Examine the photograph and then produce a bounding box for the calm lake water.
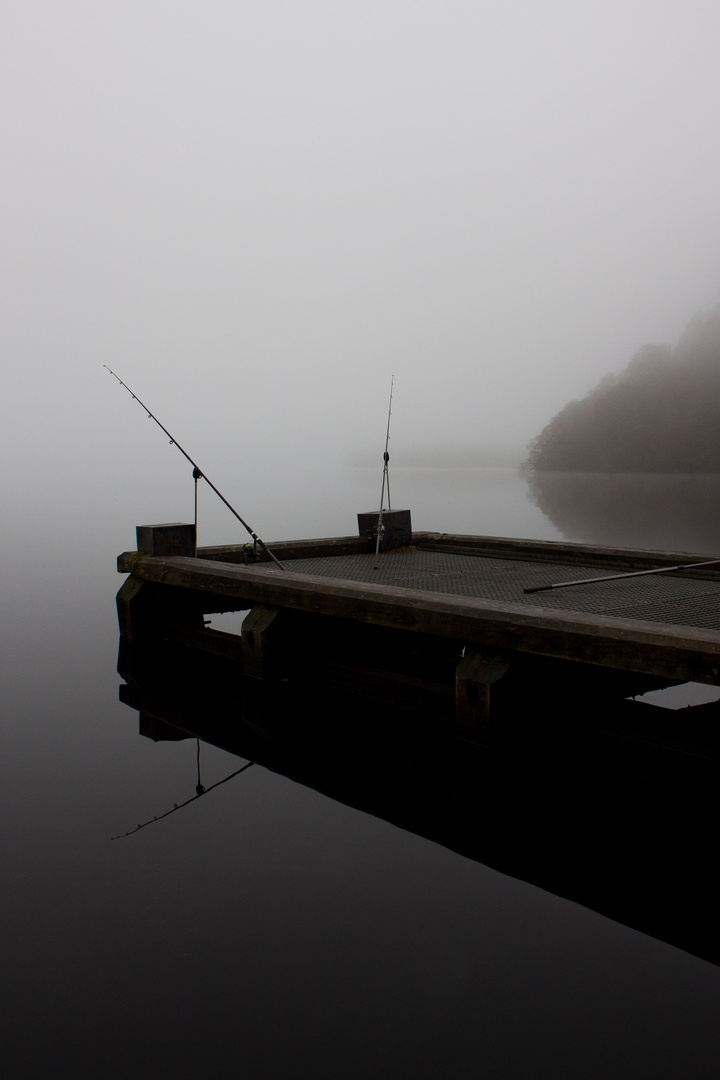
[3,466,720,1078]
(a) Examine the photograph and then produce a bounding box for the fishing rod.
[104,366,285,570]
[523,557,720,594]
[373,375,394,569]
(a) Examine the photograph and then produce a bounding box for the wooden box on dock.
[357,510,412,551]
[136,523,195,557]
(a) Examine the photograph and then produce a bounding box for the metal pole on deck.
[524,557,720,594]
[374,376,394,570]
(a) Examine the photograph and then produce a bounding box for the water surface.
[3,466,719,1078]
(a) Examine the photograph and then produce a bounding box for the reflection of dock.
[117,639,720,968]
[117,525,720,745]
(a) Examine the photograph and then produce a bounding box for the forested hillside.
[525,304,720,472]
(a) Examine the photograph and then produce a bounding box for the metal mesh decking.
[266,549,720,631]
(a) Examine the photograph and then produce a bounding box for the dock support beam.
[455,649,512,746]
[242,604,288,681]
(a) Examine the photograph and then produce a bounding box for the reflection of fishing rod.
[111,759,254,839]
[104,366,285,570]
[373,376,394,570]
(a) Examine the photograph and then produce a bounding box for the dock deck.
[244,547,720,631]
[117,529,720,743]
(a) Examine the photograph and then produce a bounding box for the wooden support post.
[455,648,512,746]
[241,604,287,681]
[117,576,147,639]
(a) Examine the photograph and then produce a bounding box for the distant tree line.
[525,304,720,472]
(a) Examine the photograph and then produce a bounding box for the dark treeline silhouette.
[526,303,720,472]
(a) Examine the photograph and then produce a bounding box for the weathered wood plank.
[162,622,244,659]
[120,554,720,685]
[118,535,370,573]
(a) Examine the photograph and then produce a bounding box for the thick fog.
[4,1,720,545]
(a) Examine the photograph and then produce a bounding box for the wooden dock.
[117,525,720,744]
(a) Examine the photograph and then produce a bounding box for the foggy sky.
[4,1,720,533]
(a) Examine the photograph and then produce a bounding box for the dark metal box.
[136,522,195,557]
[357,509,412,551]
